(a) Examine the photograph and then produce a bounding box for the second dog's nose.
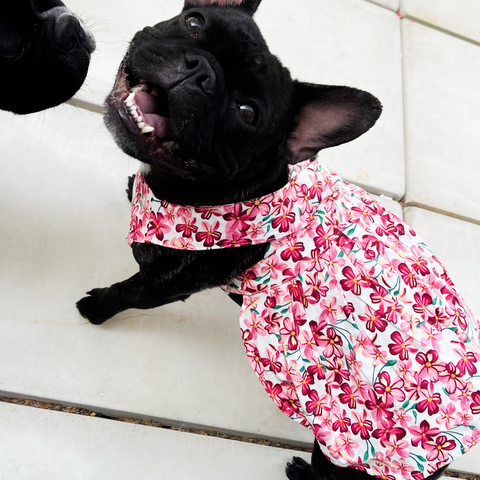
[54,12,96,53]
[183,54,215,95]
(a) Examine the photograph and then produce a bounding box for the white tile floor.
[1,0,480,478]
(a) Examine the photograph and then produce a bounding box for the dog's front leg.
[76,272,192,325]
[77,242,268,325]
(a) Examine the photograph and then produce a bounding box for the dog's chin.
[105,62,212,179]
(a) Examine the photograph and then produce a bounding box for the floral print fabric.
[128,160,480,480]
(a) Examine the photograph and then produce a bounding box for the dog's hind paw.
[76,288,117,325]
[126,175,135,203]
[286,457,315,480]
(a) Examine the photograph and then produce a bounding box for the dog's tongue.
[135,91,170,138]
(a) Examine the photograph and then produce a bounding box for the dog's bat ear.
[287,81,382,164]
[183,0,261,15]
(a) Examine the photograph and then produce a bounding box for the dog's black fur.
[0,0,95,114]
[76,1,446,479]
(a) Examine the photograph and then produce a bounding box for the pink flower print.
[260,254,288,281]
[366,347,388,368]
[372,417,407,447]
[416,350,443,381]
[436,402,457,430]
[223,203,252,234]
[351,330,375,355]
[244,194,273,217]
[264,380,283,406]
[407,245,431,276]
[384,435,410,459]
[455,410,473,426]
[298,330,317,361]
[245,221,265,240]
[365,391,393,422]
[167,237,196,250]
[272,205,296,233]
[244,311,267,340]
[195,221,222,247]
[464,429,480,450]
[324,357,350,385]
[245,343,265,376]
[311,422,332,446]
[340,266,364,296]
[145,212,171,242]
[398,263,417,289]
[395,358,413,381]
[453,345,478,376]
[392,408,412,429]
[217,231,252,248]
[332,409,351,433]
[427,307,452,330]
[329,433,359,459]
[296,371,315,396]
[438,362,466,394]
[420,323,444,351]
[408,420,441,448]
[323,189,340,213]
[425,435,456,462]
[287,280,305,304]
[388,331,417,361]
[447,304,468,330]
[305,272,328,304]
[450,380,473,412]
[413,293,434,319]
[129,216,145,243]
[350,204,375,229]
[175,216,198,238]
[262,310,282,334]
[378,256,402,278]
[306,390,330,416]
[317,328,343,358]
[307,358,327,381]
[384,297,406,325]
[313,224,338,250]
[405,375,427,402]
[373,451,392,470]
[373,371,406,404]
[370,285,389,305]
[416,382,442,415]
[470,391,480,415]
[319,297,343,325]
[358,305,388,333]
[194,206,223,220]
[348,457,371,473]
[351,410,373,439]
[338,383,360,410]
[323,246,346,276]
[260,346,283,374]
[280,239,305,262]
[279,317,300,351]
[391,459,415,480]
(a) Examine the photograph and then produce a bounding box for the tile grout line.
[403,202,480,228]
[0,396,312,453]
[2,396,480,479]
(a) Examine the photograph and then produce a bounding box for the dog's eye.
[186,16,204,35]
[239,105,256,125]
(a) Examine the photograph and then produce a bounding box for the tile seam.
[399,14,480,47]
[0,396,312,451]
[403,202,480,227]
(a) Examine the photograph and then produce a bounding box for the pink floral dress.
[128,159,480,480]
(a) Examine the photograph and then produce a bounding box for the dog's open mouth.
[108,63,203,174]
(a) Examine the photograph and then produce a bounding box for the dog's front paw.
[76,288,116,325]
[126,175,135,203]
[286,457,315,480]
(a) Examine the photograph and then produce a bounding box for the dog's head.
[0,0,95,114]
[105,0,381,201]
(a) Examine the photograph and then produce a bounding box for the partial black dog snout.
[54,12,95,53]
[184,54,215,95]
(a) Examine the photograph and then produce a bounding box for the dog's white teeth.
[125,92,135,103]
[136,116,143,123]
[163,141,174,150]
[137,122,146,130]
[132,84,149,93]
[141,126,155,134]
[126,101,134,107]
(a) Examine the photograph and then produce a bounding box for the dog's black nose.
[183,54,216,95]
[53,12,95,53]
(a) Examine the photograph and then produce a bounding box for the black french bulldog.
[0,0,95,114]
[76,1,467,480]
